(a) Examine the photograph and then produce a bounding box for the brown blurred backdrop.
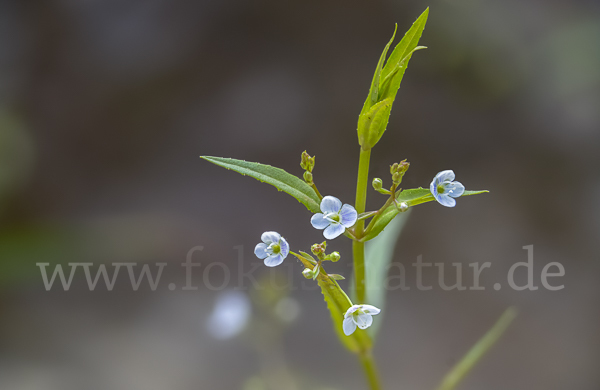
[0,0,598,389]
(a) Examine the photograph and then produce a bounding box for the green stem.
[353,148,383,390]
[310,182,323,200]
[353,240,366,303]
[360,352,383,390]
[353,147,371,303]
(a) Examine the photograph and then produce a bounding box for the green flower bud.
[300,151,315,172]
[311,241,326,256]
[391,159,410,185]
[372,178,383,191]
[303,171,313,183]
[302,268,314,279]
[398,159,409,174]
[326,251,341,262]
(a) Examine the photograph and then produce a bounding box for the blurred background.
[0,0,598,389]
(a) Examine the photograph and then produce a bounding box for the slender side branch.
[362,183,398,238]
[311,182,323,200]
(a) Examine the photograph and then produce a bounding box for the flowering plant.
[202,8,513,390]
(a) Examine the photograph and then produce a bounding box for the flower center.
[324,212,341,224]
[268,243,281,255]
[436,184,446,194]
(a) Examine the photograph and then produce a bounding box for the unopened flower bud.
[372,178,383,191]
[300,151,315,172]
[326,251,341,262]
[311,241,326,256]
[399,202,409,212]
[303,171,313,183]
[398,160,410,174]
[302,268,314,279]
[391,160,410,185]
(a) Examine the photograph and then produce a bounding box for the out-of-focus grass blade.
[435,307,518,390]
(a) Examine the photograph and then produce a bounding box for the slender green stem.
[355,148,371,222]
[360,352,383,390]
[352,240,366,303]
[353,147,371,303]
[310,182,323,200]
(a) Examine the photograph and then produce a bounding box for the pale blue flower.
[311,196,357,240]
[430,170,465,208]
[343,304,381,336]
[206,291,251,340]
[254,231,289,267]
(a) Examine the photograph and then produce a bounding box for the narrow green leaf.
[201,156,321,213]
[312,264,320,280]
[329,274,345,280]
[435,307,517,390]
[299,251,317,264]
[362,189,488,241]
[379,46,427,100]
[360,25,397,116]
[357,9,428,150]
[379,8,429,104]
[291,252,372,353]
[364,211,410,338]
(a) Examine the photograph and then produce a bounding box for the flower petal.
[344,305,359,318]
[437,194,456,207]
[343,317,357,336]
[323,223,345,240]
[254,243,268,259]
[261,231,281,245]
[353,313,373,329]
[436,170,455,183]
[310,213,330,230]
[264,254,284,267]
[320,196,342,214]
[360,305,381,315]
[279,236,289,258]
[447,181,465,198]
[339,204,358,228]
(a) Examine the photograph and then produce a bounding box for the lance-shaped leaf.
[201,156,321,213]
[361,188,488,241]
[291,252,372,354]
[379,8,429,103]
[356,9,429,150]
[360,26,397,116]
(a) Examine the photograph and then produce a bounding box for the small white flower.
[430,170,465,208]
[311,196,358,240]
[254,231,289,267]
[343,304,381,336]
